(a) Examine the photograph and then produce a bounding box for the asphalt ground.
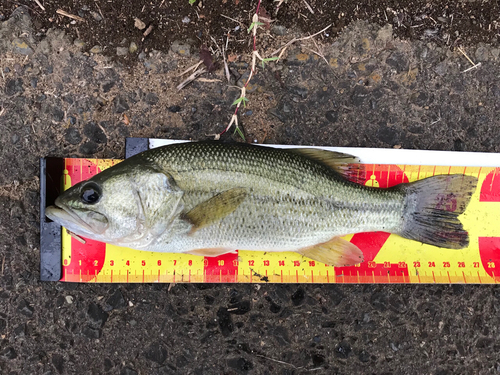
[1,3,500,374]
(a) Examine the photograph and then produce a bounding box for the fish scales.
[136,142,406,253]
[46,141,478,267]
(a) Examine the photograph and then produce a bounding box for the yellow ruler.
[57,148,500,284]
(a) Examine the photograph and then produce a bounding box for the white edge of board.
[149,139,500,168]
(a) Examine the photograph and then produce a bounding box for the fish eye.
[80,182,102,204]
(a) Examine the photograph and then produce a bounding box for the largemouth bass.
[45,142,478,267]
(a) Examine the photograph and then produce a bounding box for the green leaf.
[232,96,249,107]
[247,21,264,33]
[260,57,279,69]
[189,0,197,4]
[232,97,243,106]
[234,126,246,140]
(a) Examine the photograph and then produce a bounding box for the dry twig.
[177,67,207,90]
[178,60,203,77]
[457,46,481,73]
[302,0,314,14]
[33,0,45,11]
[272,23,332,60]
[56,9,85,22]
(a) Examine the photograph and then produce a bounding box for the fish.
[45,142,478,267]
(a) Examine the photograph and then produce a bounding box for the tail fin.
[398,175,477,249]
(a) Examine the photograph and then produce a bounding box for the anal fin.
[297,236,364,267]
[186,248,236,257]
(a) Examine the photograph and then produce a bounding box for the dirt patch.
[1,0,499,67]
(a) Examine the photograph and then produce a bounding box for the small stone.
[65,296,74,304]
[144,92,159,105]
[1,347,17,360]
[90,45,103,54]
[11,38,33,55]
[176,355,189,368]
[18,299,34,317]
[120,367,138,375]
[271,25,287,36]
[116,47,128,56]
[90,11,102,22]
[182,16,191,24]
[52,107,65,122]
[335,341,351,358]
[291,287,305,306]
[84,122,107,144]
[170,40,192,57]
[5,78,24,96]
[105,289,126,311]
[453,138,465,151]
[265,296,281,313]
[358,350,370,362]
[87,302,108,328]
[74,39,85,48]
[13,324,25,338]
[370,291,388,311]
[434,61,448,76]
[325,110,339,123]
[114,96,130,113]
[79,141,98,155]
[101,80,115,93]
[134,18,146,30]
[386,52,408,72]
[217,307,233,336]
[228,358,253,372]
[129,42,138,54]
[144,342,168,364]
[289,85,308,99]
[30,77,37,88]
[311,353,325,366]
[376,24,393,45]
[83,326,101,339]
[65,128,82,145]
[52,353,64,374]
[272,326,290,346]
[476,337,493,348]
[11,134,20,144]
[168,105,181,113]
[104,358,114,372]
[452,284,465,295]
[475,45,490,62]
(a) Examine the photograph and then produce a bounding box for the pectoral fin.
[297,236,364,267]
[185,188,247,233]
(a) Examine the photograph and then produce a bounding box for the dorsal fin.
[287,148,365,184]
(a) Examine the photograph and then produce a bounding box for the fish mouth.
[45,199,101,236]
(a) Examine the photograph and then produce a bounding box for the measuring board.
[40,138,500,284]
